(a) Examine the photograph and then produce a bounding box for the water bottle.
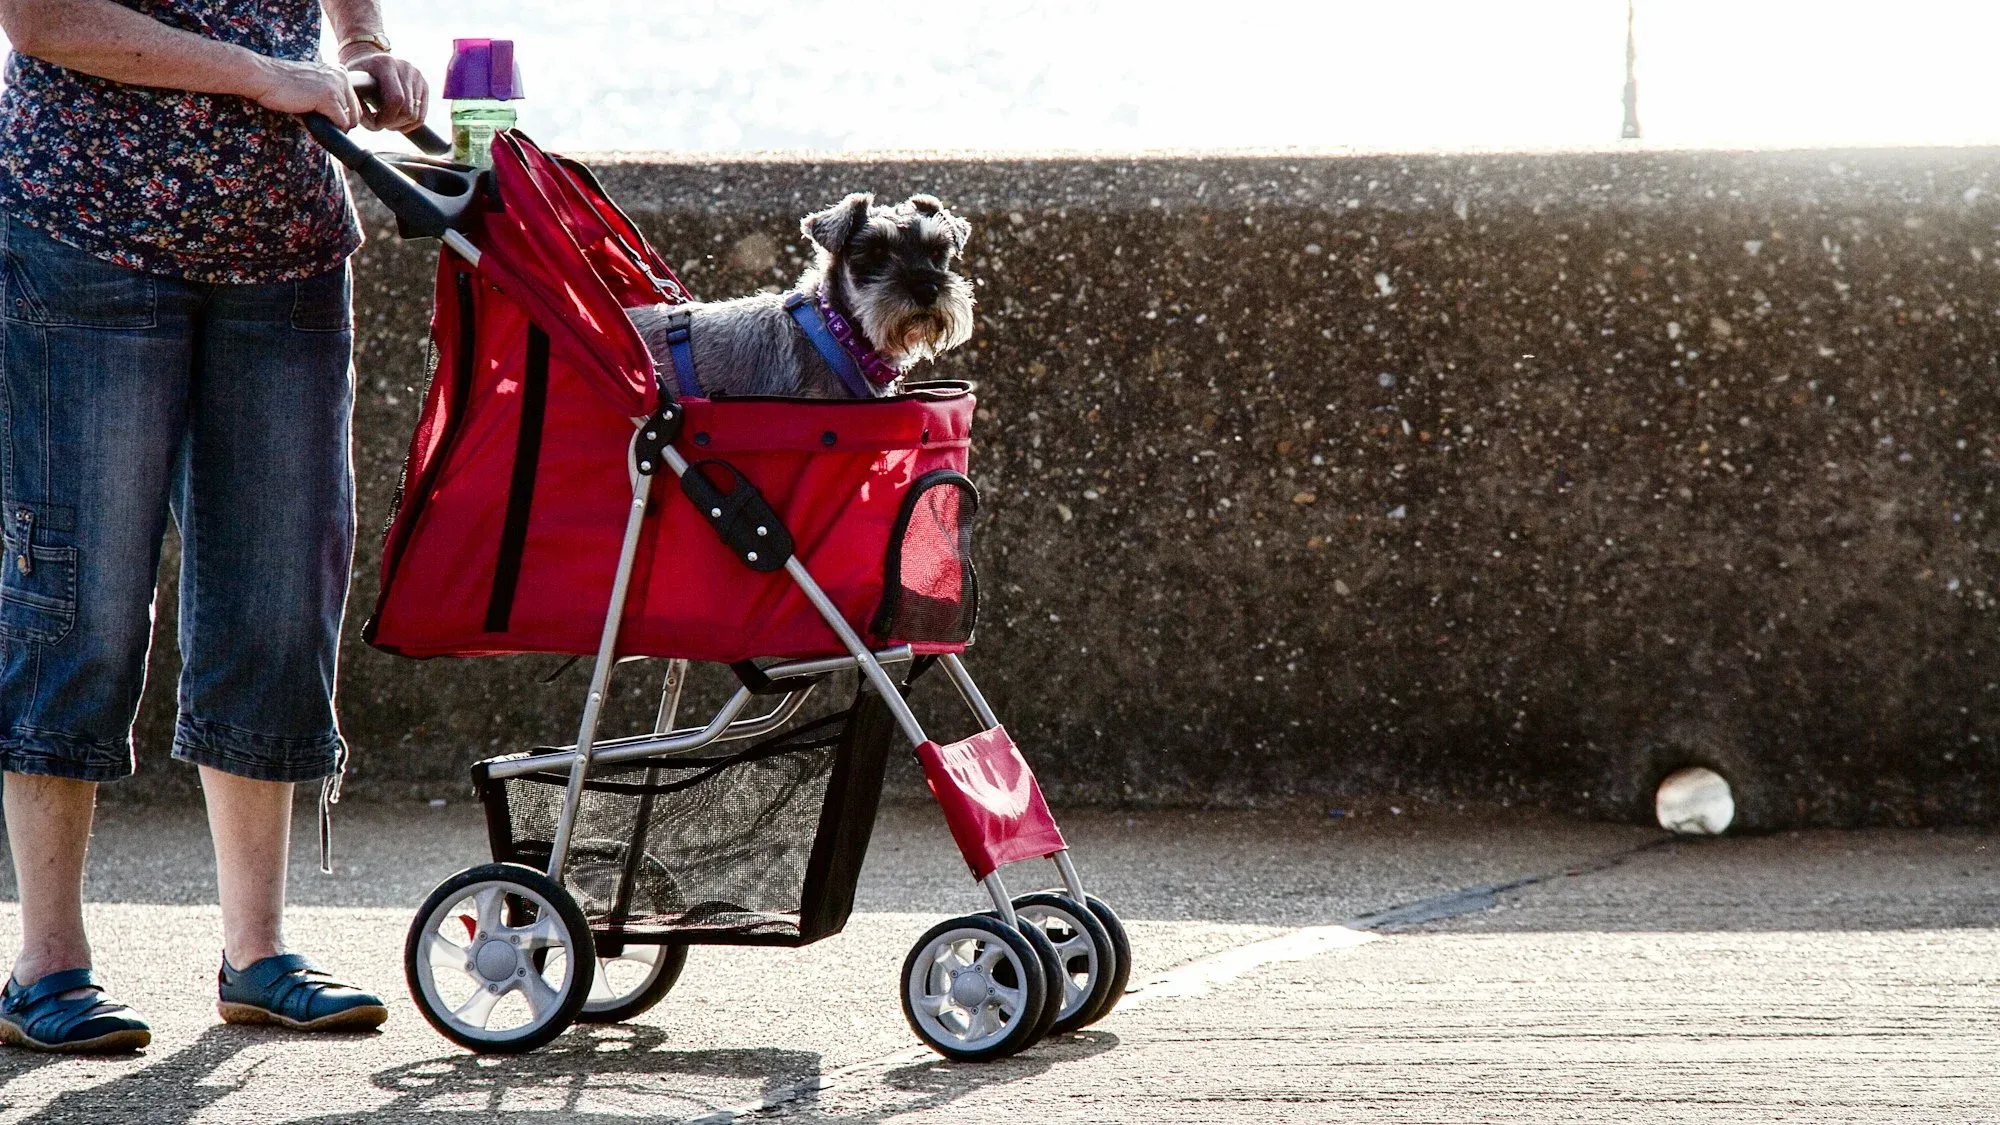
[443,38,525,169]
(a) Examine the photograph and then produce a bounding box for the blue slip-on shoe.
[217,953,387,1032]
[0,968,151,1053]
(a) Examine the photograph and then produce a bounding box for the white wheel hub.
[474,938,522,982]
[413,880,579,1042]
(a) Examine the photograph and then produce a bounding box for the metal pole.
[939,654,1001,731]
[546,467,655,882]
[610,658,688,923]
[1621,0,1642,140]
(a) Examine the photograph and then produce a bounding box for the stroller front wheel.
[901,914,1050,1062]
[404,863,596,1054]
[1011,893,1119,1034]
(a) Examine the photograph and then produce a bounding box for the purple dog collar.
[816,294,902,387]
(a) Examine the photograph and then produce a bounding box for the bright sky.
[42,1,2000,153]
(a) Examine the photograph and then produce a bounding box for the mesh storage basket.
[873,470,979,646]
[473,688,896,946]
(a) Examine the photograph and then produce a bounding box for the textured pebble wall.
[127,148,2000,826]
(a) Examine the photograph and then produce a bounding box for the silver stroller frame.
[403,233,1117,1062]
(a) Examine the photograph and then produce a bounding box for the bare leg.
[198,766,292,969]
[4,773,97,988]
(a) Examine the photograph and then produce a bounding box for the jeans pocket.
[290,263,352,332]
[2,219,156,329]
[0,534,76,645]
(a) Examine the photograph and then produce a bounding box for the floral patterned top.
[0,0,360,285]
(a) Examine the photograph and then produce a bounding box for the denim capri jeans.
[0,215,355,784]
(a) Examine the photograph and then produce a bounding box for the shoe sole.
[217,1001,388,1032]
[0,1018,150,1054]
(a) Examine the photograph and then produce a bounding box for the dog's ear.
[907,195,971,254]
[802,193,875,254]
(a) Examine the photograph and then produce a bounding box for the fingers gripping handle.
[349,72,451,155]
[304,71,490,243]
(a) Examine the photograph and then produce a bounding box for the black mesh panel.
[482,690,893,946]
[873,471,979,645]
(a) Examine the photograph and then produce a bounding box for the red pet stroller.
[309,115,1129,1059]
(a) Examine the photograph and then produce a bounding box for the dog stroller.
[309,120,1130,1059]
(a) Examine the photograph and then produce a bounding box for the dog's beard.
[850,275,975,367]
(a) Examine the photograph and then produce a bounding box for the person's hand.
[242,56,363,129]
[343,51,429,132]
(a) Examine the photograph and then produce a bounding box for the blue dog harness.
[660,293,875,400]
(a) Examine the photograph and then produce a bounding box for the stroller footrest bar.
[916,725,1067,882]
[680,460,794,572]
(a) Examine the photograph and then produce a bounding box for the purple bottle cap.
[443,38,525,100]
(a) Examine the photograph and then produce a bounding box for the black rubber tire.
[1011,892,1118,1035]
[900,913,1049,1062]
[405,862,595,1054]
[574,941,688,1024]
[1012,916,1063,1045]
[1078,894,1132,1026]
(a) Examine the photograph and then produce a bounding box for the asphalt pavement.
[0,799,1997,1123]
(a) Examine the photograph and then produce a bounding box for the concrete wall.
[127,148,2000,826]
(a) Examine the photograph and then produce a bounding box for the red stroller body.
[321,126,1126,1060]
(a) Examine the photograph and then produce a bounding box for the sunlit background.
[329,0,2000,154]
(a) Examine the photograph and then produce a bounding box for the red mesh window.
[873,471,979,645]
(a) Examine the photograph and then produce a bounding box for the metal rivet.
[746,551,759,563]
[508,935,518,945]
[710,507,722,518]
[639,460,652,471]
[645,430,657,440]
[756,526,768,537]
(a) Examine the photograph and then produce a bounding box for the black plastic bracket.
[730,660,820,696]
[632,401,685,476]
[679,460,794,572]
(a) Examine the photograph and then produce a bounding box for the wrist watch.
[338,31,392,57]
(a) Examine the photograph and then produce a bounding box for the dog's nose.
[910,279,939,305]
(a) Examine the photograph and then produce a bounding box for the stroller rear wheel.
[576,940,687,1024]
[901,914,1050,1062]
[1011,893,1118,1034]
[405,863,595,1054]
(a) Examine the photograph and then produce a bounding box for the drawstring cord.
[318,743,347,875]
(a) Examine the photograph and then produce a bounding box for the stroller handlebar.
[303,74,479,242]
[347,72,452,157]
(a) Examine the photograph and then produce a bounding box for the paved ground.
[1,800,1998,1122]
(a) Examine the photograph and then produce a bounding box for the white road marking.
[684,923,1382,1123]
[1121,924,1379,1004]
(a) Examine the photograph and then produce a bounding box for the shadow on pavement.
[16,1021,1117,1124]
[1399,832,2000,934]
[24,1024,267,1123]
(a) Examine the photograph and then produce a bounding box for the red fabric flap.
[916,726,1066,880]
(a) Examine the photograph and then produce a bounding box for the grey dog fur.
[627,193,974,399]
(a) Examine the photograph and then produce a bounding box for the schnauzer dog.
[627,193,975,398]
